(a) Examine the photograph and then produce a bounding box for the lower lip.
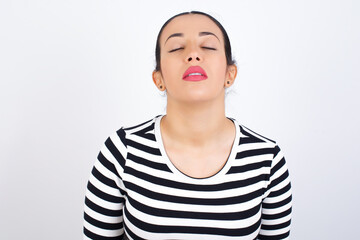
[183,75,208,81]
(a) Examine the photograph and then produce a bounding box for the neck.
[162,96,231,147]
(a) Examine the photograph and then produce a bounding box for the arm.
[83,129,128,239]
[258,145,292,239]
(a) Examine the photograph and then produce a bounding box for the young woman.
[83,11,292,240]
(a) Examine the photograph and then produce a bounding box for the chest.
[166,146,233,178]
[121,170,264,239]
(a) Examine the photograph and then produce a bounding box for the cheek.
[161,58,180,81]
[210,57,228,79]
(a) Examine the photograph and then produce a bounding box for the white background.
[1,0,359,239]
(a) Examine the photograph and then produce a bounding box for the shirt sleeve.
[258,144,292,239]
[83,128,128,240]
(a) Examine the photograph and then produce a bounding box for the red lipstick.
[182,66,208,81]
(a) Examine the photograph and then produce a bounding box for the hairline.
[155,11,234,72]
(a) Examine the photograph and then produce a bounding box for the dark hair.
[154,11,236,72]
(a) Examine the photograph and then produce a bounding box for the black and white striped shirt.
[83,115,292,239]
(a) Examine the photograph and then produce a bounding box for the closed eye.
[169,46,217,53]
[202,47,217,50]
[168,47,184,53]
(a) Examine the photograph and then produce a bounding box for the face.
[153,14,236,104]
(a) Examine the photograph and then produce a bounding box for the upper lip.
[182,66,207,79]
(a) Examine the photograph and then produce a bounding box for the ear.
[152,70,166,91]
[224,64,237,88]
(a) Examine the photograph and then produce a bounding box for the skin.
[152,14,237,178]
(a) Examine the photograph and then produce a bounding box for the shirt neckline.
[154,114,239,181]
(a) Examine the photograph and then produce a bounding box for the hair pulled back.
[154,11,236,72]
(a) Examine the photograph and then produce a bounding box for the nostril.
[188,57,192,61]
[196,57,200,61]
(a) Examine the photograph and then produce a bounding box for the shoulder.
[229,117,276,145]
[231,118,282,157]
[99,115,161,165]
[122,115,161,136]
[232,121,288,180]
[238,123,276,145]
[106,115,161,149]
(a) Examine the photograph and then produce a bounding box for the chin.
[168,86,225,104]
[181,92,224,104]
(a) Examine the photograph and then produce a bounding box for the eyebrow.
[164,31,220,45]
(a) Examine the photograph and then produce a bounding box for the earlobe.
[225,64,237,87]
[152,71,166,91]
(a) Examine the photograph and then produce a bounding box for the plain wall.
[1,0,359,239]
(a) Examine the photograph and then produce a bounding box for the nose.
[185,46,202,63]
[187,56,201,62]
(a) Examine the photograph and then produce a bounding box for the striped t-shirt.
[83,115,292,239]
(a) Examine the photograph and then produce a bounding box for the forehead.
[160,14,224,44]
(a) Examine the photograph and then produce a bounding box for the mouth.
[182,66,208,81]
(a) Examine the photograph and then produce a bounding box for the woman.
[83,11,292,240]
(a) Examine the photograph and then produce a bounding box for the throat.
[158,115,236,179]
[161,115,228,147]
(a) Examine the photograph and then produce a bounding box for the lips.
[182,66,208,81]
